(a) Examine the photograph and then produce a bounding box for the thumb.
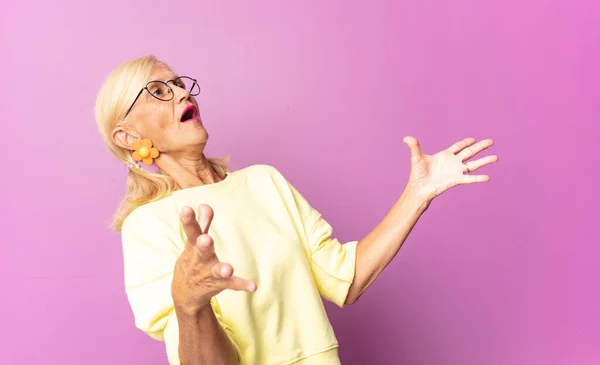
[403,136,423,163]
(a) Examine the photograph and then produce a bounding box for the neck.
[156,153,224,190]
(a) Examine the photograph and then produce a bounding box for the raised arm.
[346,137,498,304]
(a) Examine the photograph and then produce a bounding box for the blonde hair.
[95,55,229,232]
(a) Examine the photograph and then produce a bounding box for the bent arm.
[176,305,240,365]
[121,208,242,365]
[345,186,430,305]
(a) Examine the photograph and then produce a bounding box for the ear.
[112,127,140,151]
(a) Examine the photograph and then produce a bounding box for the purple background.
[2,1,599,364]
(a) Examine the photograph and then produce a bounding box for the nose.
[175,84,191,103]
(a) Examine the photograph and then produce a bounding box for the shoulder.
[121,204,155,232]
[232,164,301,204]
[235,164,289,184]
[121,200,178,239]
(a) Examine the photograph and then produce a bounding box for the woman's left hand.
[402,136,499,203]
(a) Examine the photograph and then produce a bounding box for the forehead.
[149,65,178,81]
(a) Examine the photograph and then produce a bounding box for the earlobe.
[112,127,139,150]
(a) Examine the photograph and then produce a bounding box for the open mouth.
[180,105,198,122]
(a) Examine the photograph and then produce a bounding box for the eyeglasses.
[123,76,200,119]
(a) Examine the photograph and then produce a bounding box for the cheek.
[151,103,173,128]
[137,104,173,131]
[157,113,171,128]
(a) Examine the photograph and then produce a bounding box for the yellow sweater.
[120,164,357,365]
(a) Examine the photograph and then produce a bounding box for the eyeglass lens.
[146,77,200,101]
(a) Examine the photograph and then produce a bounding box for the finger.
[464,155,499,173]
[195,234,217,262]
[461,174,490,184]
[197,204,214,234]
[224,276,257,293]
[458,139,494,161]
[180,206,201,246]
[209,262,257,292]
[402,136,423,163]
[448,137,476,154]
[211,261,234,279]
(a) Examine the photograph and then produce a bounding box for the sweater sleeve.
[271,168,358,308]
[304,207,358,308]
[121,207,241,364]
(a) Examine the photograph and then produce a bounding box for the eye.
[146,81,172,99]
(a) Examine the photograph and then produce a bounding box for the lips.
[180,105,198,122]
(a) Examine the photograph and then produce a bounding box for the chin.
[190,127,209,145]
[179,118,208,142]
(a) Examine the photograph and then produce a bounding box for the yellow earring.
[132,138,160,165]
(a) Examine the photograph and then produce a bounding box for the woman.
[95,55,498,365]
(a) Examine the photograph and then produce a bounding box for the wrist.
[403,184,432,213]
[174,301,213,318]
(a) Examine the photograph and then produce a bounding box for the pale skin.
[113,64,498,364]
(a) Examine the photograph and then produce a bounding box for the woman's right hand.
[172,204,257,314]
